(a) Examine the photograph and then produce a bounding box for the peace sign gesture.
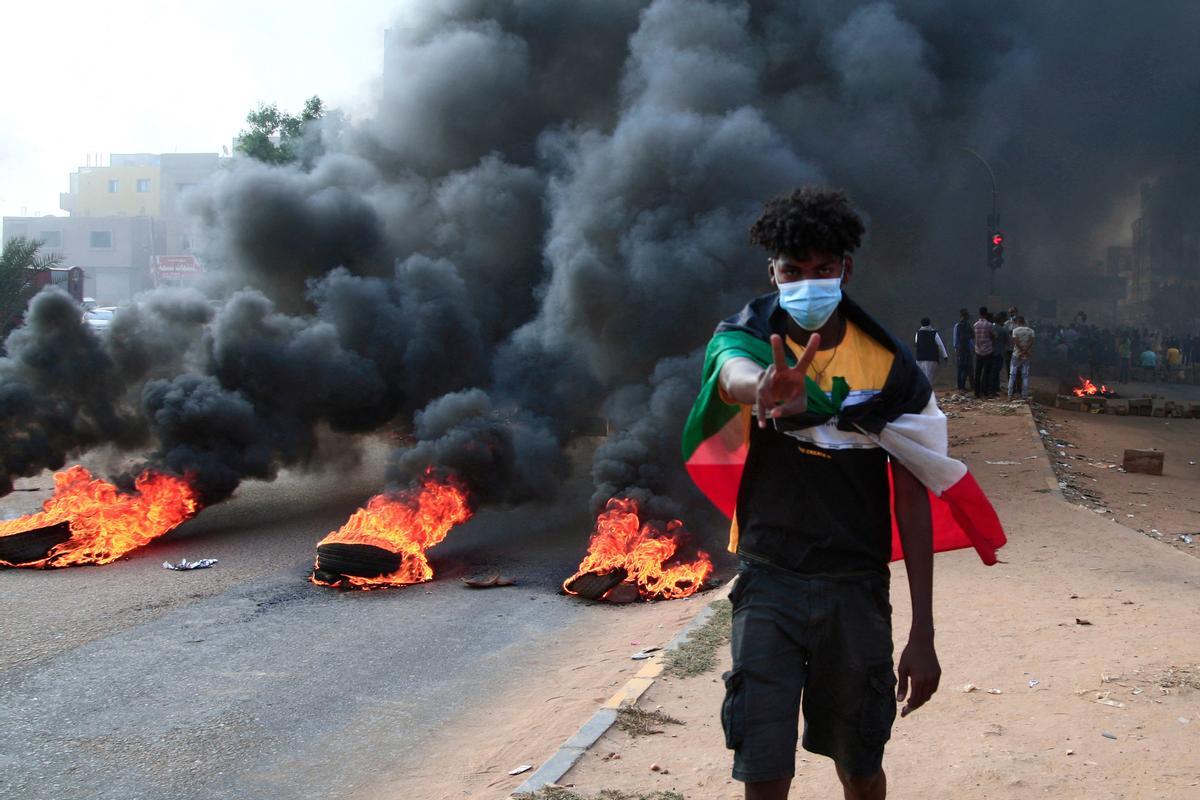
[755,332,821,428]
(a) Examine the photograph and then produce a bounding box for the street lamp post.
[961,147,1000,293]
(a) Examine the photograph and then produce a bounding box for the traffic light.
[988,230,1005,271]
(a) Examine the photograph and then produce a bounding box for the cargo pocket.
[859,667,897,750]
[720,669,745,750]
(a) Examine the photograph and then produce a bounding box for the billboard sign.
[152,255,202,283]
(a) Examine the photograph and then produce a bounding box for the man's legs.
[989,352,1002,395]
[956,354,970,390]
[1019,359,1032,399]
[973,354,987,397]
[917,361,935,387]
[836,764,887,800]
[746,778,792,800]
[1007,355,1017,398]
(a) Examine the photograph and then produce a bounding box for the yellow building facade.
[74,165,161,217]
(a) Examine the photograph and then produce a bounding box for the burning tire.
[0,521,72,567]
[563,568,628,601]
[315,543,402,579]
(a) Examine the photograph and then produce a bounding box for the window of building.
[39,231,62,248]
[137,178,151,193]
[90,231,113,249]
[107,179,120,193]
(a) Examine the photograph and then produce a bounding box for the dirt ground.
[1034,403,1200,557]
[546,397,1200,799]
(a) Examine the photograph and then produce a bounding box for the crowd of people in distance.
[1025,319,1199,385]
[914,306,1035,401]
[912,307,1200,400]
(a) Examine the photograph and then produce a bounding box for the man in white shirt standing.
[1008,316,1035,400]
[914,317,948,388]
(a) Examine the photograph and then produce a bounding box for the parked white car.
[83,307,117,333]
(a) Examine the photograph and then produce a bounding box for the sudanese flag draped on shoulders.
[681,292,1006,565]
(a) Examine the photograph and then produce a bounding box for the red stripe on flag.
[889,466,1006,565]
[685,462,744,519]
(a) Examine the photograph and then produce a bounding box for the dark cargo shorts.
[721,557,896,783]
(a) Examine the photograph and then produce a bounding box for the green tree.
[236,96,324,165]
[1,236,63,338]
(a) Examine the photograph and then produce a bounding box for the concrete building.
[3,152,224,306]
[2,214,155,304]
[1117,181,1200,328]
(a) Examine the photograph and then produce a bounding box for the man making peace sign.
[698,188,942,800]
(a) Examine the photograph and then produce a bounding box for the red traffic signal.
[991,232,1004,246]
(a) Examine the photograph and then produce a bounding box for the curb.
[511,580,734,797]
[1024,402,1067,499]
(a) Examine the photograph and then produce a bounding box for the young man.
[973,308,995,398]
[681,188,1004,800]
[952,308,974,391]
[914,317,948,389]
[1008,316,1035,400]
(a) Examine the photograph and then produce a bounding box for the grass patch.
[616,706,683,736]
[514,790,684,800]
[663,597,732,678]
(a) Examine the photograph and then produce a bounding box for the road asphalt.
[0,441,622,800]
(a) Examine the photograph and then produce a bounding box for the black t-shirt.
[733,321,896,577]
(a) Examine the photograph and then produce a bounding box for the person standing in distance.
[914,317,948,389]
[953,308,974,391]
[973,307,995,398]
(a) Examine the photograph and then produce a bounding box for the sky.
[0,0,411,217]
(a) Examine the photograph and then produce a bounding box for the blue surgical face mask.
[778,277,843,330]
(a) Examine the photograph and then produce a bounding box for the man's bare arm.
[892,460,941,717]
[718,333,821,428]
[718,357,764,406]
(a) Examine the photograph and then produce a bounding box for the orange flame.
[1072,376,1112,397]
[311,471,472,590]
[564,497,713,601]
[0,465,200,568]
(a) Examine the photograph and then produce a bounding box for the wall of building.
[73,165,162,217]
[3,215,156,305]
[158,153,223,255]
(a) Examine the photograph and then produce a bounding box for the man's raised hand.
[755,332,821,428]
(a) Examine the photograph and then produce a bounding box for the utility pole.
[961,147,1002,294]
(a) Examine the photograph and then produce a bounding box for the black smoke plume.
[3,1,1199,536]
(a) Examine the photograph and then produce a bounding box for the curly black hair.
[748,186,865,258]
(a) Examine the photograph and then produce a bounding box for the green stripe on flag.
[682,331,849,461]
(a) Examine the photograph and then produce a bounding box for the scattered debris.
[1102,732,1118,740]
[985,460,1020,465]
[663,598,732,678]
[1122,449,1164,475]
[461,572,517,589]
[1076,618,1093,626]
[162,558,218,571]
[1029,679,1040,688]
[508,764,534,776]
[513,790,686,800]
[987,688,1003,695]
[962,683,979,693]
[631,646,663,660]
[617,706,683,736]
